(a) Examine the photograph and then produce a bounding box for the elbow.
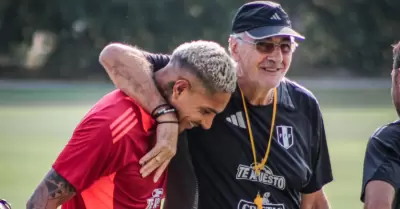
[99,43,123,67]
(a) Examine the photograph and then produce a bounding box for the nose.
[268,45,283,64]
[201,115,215,130]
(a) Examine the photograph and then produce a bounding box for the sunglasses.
[236,36,296,54]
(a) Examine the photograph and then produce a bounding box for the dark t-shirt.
[361,120,400,209]
[147,53,333,209]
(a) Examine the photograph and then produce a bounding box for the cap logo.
[270,12,281,20]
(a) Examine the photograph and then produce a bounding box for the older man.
[101,1,333,209]
[360,41,400,209]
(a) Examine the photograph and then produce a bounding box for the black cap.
[231,1,305,40]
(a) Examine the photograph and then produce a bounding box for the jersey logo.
[110,107,138,144]
[276,125,294,149]
[236,163,286,190]
[237,193,285,209]
[146,188,165,209]
[270,12,282,21]
[226,111,246,129]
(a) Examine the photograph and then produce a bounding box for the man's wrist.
[156,113,178,123]
[151,104,176,119]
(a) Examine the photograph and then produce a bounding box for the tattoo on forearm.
[27,169,76,209]
[45,171,75,200]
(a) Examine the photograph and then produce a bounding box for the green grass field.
[0,85,397,209]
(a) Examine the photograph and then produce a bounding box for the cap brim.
[246,26,305,40]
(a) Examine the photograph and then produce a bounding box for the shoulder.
[372,120,400,138]
[361,121,400,200]
[368,121,400,150]
[283,78,319,104]
[76,90,155,135]
[280,78,321,118]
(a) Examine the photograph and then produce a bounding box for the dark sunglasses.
[236,36,296,54]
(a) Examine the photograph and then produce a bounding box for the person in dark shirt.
[360,41,400,209]
[101,1,333,209]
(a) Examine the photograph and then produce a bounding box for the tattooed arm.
[27,169,76,209]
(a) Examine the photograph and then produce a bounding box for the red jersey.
[52,90,167,209]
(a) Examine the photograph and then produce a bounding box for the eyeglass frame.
[231,33,298,54]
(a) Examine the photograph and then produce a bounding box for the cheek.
[173,100,192,120]
[188,113,203,122]
[282,54,292,70]
[176,99,198,118]
[394,84,400,99]
[238,46,260,65]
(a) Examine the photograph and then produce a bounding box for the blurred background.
[0,0,399,208]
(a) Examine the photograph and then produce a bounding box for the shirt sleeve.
[301,103,334,194]
[360,125,400,202]
[143,52,170,72]
[52,114,114,192]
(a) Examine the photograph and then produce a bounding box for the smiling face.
[168,79,231,132]
[229,33,295,90]
[155,40,237,132]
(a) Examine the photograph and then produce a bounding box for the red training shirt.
[52,90,167,209]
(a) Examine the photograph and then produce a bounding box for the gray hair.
[170,40,237,93]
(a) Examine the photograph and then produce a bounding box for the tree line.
[0,0,399,79]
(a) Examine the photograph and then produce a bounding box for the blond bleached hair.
[170,40,237,93]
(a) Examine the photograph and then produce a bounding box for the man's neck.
[238,79,274,106]
[153,70,171,100]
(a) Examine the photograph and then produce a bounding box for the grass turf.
[0,86,397,209]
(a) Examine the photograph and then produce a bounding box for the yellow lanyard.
[239,87,278,209]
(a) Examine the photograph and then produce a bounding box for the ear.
[171,79,191,100]
[292,45,298,53]
[229,37,240,62]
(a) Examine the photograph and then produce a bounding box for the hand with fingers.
[139,104,179,182]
